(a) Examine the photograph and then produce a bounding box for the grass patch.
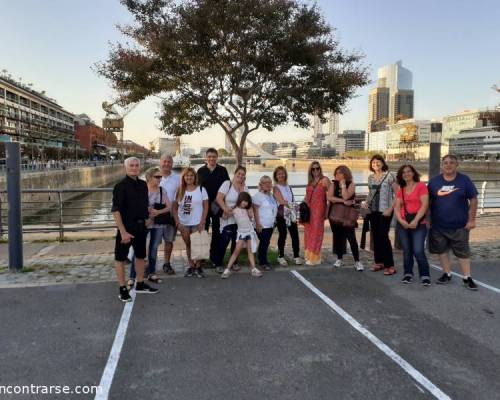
[21,267,35,273]
[223,247,279,266]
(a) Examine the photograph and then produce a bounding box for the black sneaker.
[463,277,478,291]
[401,275,413,284]
[193,267,205,278]
[163,263,175,275]
[119,286,132,302]
[215,266,224,274]
[436,273,452,284]
[421,278,431,286]
[135,281,159,294]
[184,267,194,277]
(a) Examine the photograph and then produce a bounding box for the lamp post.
[429,123,443,179]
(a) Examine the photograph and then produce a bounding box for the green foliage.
[98,0,368,164]
[223,247,279,266]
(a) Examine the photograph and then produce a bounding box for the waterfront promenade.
[0,218,499,399]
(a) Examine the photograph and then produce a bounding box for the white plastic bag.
[190,230,211,260]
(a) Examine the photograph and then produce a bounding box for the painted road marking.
[95,290,136,400]
[430,263,500,294]
[291,270,451,400]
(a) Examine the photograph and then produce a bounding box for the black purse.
[154,187,174,225]
[402,188,419,226]
[299,184,317,224]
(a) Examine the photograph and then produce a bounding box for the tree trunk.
[234,146,243,167]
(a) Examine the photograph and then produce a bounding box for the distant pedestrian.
[173,167,209,278]
[428,155,478,290]
[128,167,171,288]
[394,165,431,285]
[327,165,363,271]
[197,148,230,266]
[159,154,181,275]
[303,161,330,265]
[253,175,278,271]
[273,166,302,266]
[361,154,399,275]
[112,157,159,302]
[221,192,262,279]
[213,165,249,273]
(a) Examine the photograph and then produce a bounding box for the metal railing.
[1,181,499,240]
[0,160,122,173]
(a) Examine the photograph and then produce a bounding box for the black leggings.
[369,211,394,267]
[330,223,359,261]
[276,216,300,258]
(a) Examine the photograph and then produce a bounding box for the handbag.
[360,172,390,218]
[329,184,359,228]
[210,182,232,217]
[190,230,211,260]
[299,184,317,224]
[277,186,295,218]
[154,187,174,225]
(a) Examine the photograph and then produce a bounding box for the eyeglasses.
[153,176,162,179]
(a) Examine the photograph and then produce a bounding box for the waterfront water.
[20,164,497,227]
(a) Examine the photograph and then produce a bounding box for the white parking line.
[291,270,451,400]
[430,263,500,294]
[95,291,136,400]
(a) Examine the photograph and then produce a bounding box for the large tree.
[98,0,368,165]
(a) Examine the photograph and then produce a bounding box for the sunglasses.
[311,167,321,171]
[153,175,162,179]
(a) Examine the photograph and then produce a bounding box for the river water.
[26,163,498,227]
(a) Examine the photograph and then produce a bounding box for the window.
[31,101,40,111]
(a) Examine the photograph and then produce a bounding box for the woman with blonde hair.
[302,161,330,265]
[172,167,209,278]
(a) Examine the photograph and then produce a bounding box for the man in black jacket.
[197,148,230,270]
[112,157,158,301]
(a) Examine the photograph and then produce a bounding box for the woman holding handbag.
[302,161,330,265]
[327,165,363,271]
[361,154,399,275]
[128,167,171,288]
[394,164,431,285]
[273,166,302,266]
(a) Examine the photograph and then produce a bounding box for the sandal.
[126,279,135,290]
[383,266,397,276]
[148,274,163,284]
[370,263,384,272]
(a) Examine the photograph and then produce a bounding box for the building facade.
[449,126,500,158]
[0,76,76,152]
[334,130,366,155]
[74,114,117,156]
[368,61,414,133]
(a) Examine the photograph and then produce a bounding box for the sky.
[1,0,499,150]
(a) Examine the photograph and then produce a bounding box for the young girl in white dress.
[221,192,262,279]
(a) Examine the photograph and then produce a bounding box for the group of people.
[112,149,479,302]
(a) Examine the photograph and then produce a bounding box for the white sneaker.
[294,257,303,265]
[221,268,231,279]
[278,257,288,267]
[333,259,343,268]
[355,261,364,271]
[251,267,263,277]
[305,259,320,266]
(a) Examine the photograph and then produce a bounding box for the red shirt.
[396,182,428,223]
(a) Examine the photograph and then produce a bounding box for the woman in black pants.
[327,165,363,271]
[361,155,399,275]
[273,166,303,266]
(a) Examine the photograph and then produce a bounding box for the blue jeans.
[397,223,430,279]
[130,228,163,279]
[257,228,274,266]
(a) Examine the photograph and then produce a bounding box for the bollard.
[428,123,442,179]
[6,142,23,271]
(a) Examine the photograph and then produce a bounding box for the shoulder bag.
[154,187,174,225]
[210,181,232,217]
[359,172,390,218]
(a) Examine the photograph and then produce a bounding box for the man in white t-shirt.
[159,154,181,275]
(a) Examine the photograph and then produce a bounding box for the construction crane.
[102,101,138,159]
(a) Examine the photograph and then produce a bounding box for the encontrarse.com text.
[0,385,101,395]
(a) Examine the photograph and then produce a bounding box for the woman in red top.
[394,165,431,285]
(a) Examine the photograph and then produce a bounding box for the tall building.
[334,130,366,155]
[327,112,340,136]
[0,75,76,151]
[368,61,414,133]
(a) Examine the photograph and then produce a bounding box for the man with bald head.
[112,157,158,301]
[159,154,181,274]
